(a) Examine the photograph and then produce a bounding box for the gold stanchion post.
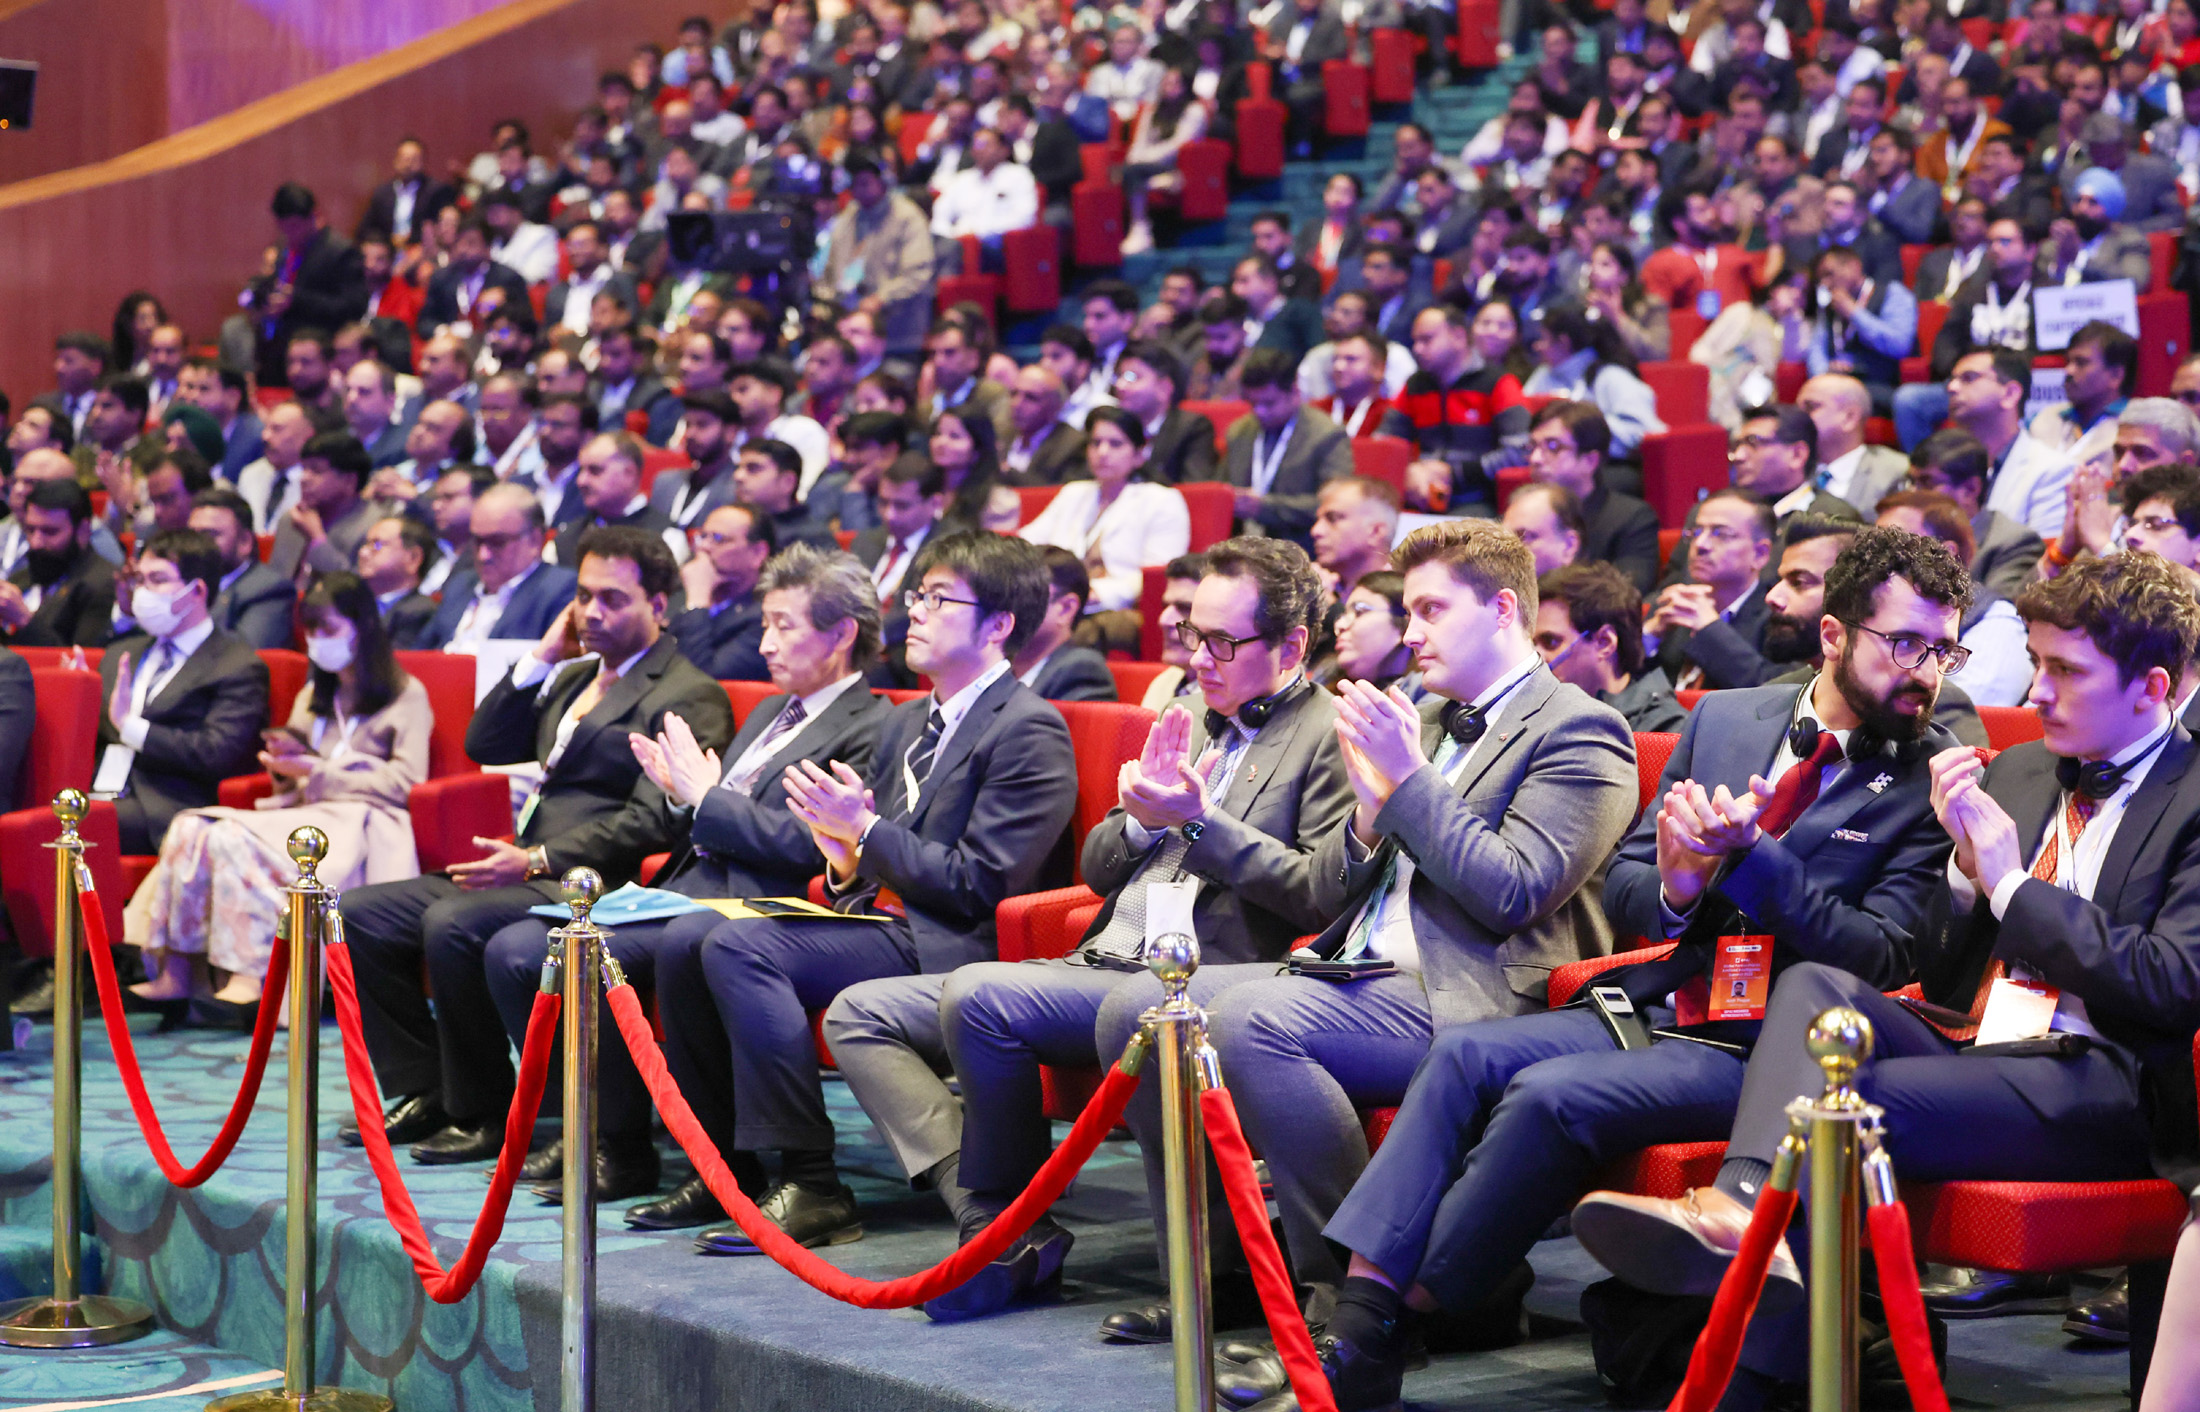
[551,869,606,1412]
[0,789,154,1347]
[209,828,390,1412]
[1138,928,1216,1412]
[1797,1007,1873,1412]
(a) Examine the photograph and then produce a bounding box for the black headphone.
[1786,717,1886,766]
[2056,726,2174,799]
[1437,665,1544,747]
[1206,676,1312,740]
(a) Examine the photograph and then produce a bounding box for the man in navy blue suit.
[415,483,577,650]
[1249,528,1970,1412]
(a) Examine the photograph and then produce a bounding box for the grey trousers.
[1095,963,1439,1292]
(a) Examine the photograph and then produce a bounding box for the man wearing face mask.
[95,528,270,855]
[0,474,120,648]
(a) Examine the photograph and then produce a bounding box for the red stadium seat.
[1774,361,1808,403]
[1054,701,1157,883]
[1640,425,1730,527]
[1632,731,1678,827]
[1072,181,1125,267]
[1676,689,1708,710]
[0,668,104,958]
[936,271,1002,316]
[1902,301,1950,387]
[1638,361,1709,425]
[1140,565,1169,662]
[1667,306,1707,359]
[640,447,688,498]
[1003,224,1061,313]
[1323,60,1371,136]
[721,679,779,727]
[1659,527,1685,573]
[1900,244,1930,287]
[1178,482,1235,550]
[2152,230,2178,296]
[1453,0,1500,65]
[1109,660,1174,703]
[1370,29,1416,103]
[898,116,930,170]
[1181,400,1249,454]
[1175,139,1232,223]
[1234,66,1286,180]
[1015,485,1063,525]
[1495,465,1529,512]
[2138,292,2190,397]
[1350,435,1412,493]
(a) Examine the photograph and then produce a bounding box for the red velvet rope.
[1866,1201,1952,1412]
[1200,1086,1341,1412]
[325,940,560,1304]
[78,884,288,1188]
[607,982,1139,1308]
[1666,1186,1802,1412]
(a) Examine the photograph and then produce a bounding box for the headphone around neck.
[1206,675,1312,740]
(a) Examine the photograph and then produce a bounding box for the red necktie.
[1757,733,1845,840]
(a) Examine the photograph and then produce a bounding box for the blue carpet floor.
[0,1017,2142,1411]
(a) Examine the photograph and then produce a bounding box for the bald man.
[1798,374,1911,518]
[1000,366,1087,487]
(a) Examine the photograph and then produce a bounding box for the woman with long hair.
[111,291,168,379]
[1018,406,1192,652]
[1523,298,1666,461]
[931,404,1004,531]
[1582,241,1670,363]
[1121,65,1210,254]
[124,572,431,1023]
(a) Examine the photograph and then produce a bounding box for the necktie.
[899,706,944,816]
[1928,791,2100,1042]
[569,662,615,723]
[1081,725,1244,965]
[1756,732,1846,840]
[726,699,808,794]
[1335,734,1468,961]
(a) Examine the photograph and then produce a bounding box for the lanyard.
[1250,416,1295,496]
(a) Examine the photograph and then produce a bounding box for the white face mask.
[132,583,194,638]
[306,625,357,673]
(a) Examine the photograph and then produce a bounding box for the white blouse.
[1019,480,1192,612]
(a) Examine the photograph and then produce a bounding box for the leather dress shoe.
[1571,1187,1804,1315]
[2062,1272,2129,1344]
[1241,1324,1414,1412]
[338,1093,447,1148]
[1100,1273,1265,1344]
[627,1176,727,1231]
[1917,1264,2071,1319]
[520,1139,564,1184]
[531,1142,661,1204]
[1219,1320,1431,1408]
[410,1123,502,1164]
[923,1219,1074,1322]
[694,1182,861,1254]
[9,968,54,1018]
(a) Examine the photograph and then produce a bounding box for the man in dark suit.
[416,484,578,651]
[1211,350,1356,552]
[829,537,1355,1320]
[1101,520,1639,1364]
[94,528,270,855]
[1528,400,1663,594]
[338,527,736,1162]
[1863,127,1944,247]
[670,503,774,682]
[1906,428,2044,601]
[646,392,742,532]
[1809,76,1889,182]
[352,513,438,650]
[589,327,671,433]
[999,367,1087,488]
[541,221,639,339]
[188,487,295,650]
[1269,0,1349,155]
[852,459,946,689]
[728,440,837,554]
[416,218,533,338]
[1289,529,1973,1410]
[1236,254,1326,365]
[1575,552,2200,1394]
[548,433,679,569]
[1113,341,1217,486]
[659,533,1077,1254]
[1646,488,1777,690]
[0,478,118,648]
[481,544,893,1214]
[1010,549,1117,702]
[244,183,369,388]
[356,138,458,243]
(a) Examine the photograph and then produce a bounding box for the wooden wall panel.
[0,0,695,402]
[0,0,168,183]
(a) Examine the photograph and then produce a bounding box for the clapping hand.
[1653,777,1775,912]
[1118,707,1214,830]
[1928,747,2021,892]
[107,650,137,729]
[1335,679,1429,842]
[783,759,877,880]
[630,711,721,809]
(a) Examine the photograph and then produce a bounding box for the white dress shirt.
[491,222,562,285]
[930,162,1041,240]
[902,659,1011,812]
[446,563,544,650]
[718,672,864,796]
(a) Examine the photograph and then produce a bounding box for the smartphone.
[1287,955,1398,982]
[1588,984,1656,1051]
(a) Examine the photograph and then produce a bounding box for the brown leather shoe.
[1570,1187,1804,1315]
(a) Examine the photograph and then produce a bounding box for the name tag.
[91,744,135,799]
[1974,976,2061,1045]
[1673,935,1773,1024]
[1145,879,1199,948]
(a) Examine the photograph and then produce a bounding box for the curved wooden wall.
[0,0,695,400]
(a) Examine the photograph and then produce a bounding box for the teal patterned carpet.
[0,1017,2141,1411]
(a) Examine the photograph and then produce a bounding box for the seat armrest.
[998,885,1103,962]
[408,773,513,873]
[1547,943,1677,1008]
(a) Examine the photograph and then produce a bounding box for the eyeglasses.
[1681,523,1757,546]
[2130,514,2189,536]
[1729,434,1789,455]
[1843,620,1970,675]
[1528,435,1578,456]
[1342,599,1406,623]
[903,587,985,615]
[1174,622,1266,662]
[2175,389,2200,408]
[692,529,748,549]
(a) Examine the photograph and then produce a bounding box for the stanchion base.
[0,1294,155,1347]
[205,1387,393,1412]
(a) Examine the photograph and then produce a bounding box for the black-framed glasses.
[1175,622,1265,662]
[2131,513,2190,536]
[1842,620,1970,675]
[903,587,985,615]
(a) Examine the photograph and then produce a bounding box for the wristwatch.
[525,845,551,880]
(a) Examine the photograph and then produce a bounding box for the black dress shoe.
[184,995,256,1032]
[339,1092,448,1148]
[1100,1300,1174,1345]
[410,1123,502,1164]
[1102,1271,1265,1344]
[1218,1323,1428,1408]
[2062,1272,2129,1344]
[923,1219,1074,1322]
[694,1183,861,1254]
[9,968,54,1018]
[626,1176,727,1231]
[531,1142,662,1204]
[521,1139,564,1184]
[1917,1265,2070,1318]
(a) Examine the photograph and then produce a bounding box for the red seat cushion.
[1903,1178,2188,1271]
[1601,1141,1726,1199]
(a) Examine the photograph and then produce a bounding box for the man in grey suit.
[2057,115,2184,236]
[189,487,296,650]
[480,544,893,1219]
[1800,375,1911,519]
[1210,349,1355,553]
[1282,528,1970,1412]
[2043,165,2157,285]
[645,392,741,532]
[1906,427,2044,601]
[1097,520,1638,1353]
[827,537,1353,1322]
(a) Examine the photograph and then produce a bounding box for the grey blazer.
[1079,683,1355,964]
[1307,670,1640,1023]
[1970,508,2044,602]
[1830,444,1912,520]
[1214,406,1356,550]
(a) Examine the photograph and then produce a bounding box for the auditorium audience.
[190,487,296,650]
[126,571,429,1021]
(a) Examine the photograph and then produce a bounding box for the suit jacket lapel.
[560,637,671,766]
[1214,688,1304,817]
[144,637,217,716]
[2093,729,2195,909]
[1448,669,1557,800]
[909,673,1014,825]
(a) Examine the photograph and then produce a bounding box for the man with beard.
[0,472,118,647]
[1641,183,1757,318]
[1272,528,1968,1412]
[648,392,741,531]
[1644,488,1775,691]
[2043,168,2154,287]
